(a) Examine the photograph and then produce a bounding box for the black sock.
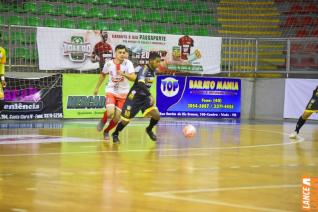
[295,116,306,134]
[113,122,126,135]
[147,118,158,131]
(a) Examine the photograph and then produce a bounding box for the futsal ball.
[183,124,196,138]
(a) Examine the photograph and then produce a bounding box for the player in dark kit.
[290,85,318,139]
[91,30,113,71]
[112,52,161,143]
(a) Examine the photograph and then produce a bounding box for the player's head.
[148,52,161,70]
[100,30,108,42]
[115,44,127,62]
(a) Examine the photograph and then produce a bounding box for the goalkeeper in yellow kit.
[0,37,7,111]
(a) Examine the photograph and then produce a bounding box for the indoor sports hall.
[0,0,317,211]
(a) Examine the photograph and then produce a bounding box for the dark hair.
[115,44,126,51]
[149,51,161,60]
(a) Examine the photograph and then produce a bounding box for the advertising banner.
[63,74,156,118]
[37,27,222,74]
[1,75,62,120]
[284,79,318,120]
[156,76,241,118]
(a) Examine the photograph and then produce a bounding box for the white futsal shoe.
[289,131,298,139]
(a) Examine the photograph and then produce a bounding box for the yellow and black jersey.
[305,86,318,112]
[0,46,6,76]
[130,64,156,96]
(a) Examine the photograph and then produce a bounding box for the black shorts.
[305,94,318,111]
[121,92,156,121]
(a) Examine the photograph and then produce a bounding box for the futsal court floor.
[0,119,317,212]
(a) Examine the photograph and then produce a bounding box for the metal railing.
[1,25,318,76]
[221,37,318,77]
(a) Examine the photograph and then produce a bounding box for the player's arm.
[0,48,6,88]
[91,46,99,63]
[93,63,108,95]
[120,60,136,81]
[137,67,151,96]
[121,72,136,81]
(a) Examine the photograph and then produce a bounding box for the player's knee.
[113,114,121,123]
[302,111,312,120]
[107,110,114,118]
[152,112,160,121]
[122,119,129,125]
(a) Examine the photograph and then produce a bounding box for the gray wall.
[241,78,285,120]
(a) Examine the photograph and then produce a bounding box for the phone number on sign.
[187,104,234,109]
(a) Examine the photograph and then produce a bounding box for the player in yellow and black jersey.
[0,33,7,111]
[290,86,318,139]
[112,52,161,143]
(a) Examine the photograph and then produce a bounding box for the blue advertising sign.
[156,76,241,118]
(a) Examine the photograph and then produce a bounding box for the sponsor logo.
[4,102,43,112]
[161,77,179,97]
[302,176,318,210]
[67,96,106,109]
[63,36,91,62]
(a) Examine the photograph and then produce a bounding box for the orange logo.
[302,176,318,210]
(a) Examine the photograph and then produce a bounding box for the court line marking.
[11,209,28,212]
[0,139,304,157]
[80,145,98,148]
[0,126,305,157]
[229,166,240,169]
[1,163,315,178]
[145,184,299,212]
[159,153,209,157]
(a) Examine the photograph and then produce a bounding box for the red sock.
[104,119,117,132]
[102,111,108,124]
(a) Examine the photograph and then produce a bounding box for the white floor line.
[0,138,304,157]
[0,124,306,157]
[80,145,98,148]
[250,165,261,168]
[287,164,298,167]
[145,184,300,212]
[11,209,28,212]
[159,153,209,157]
[229,166,240,169]
[30,172,48,177]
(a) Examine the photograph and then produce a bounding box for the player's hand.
[120,72,126,78]
[149,96,155,106]
[91,55,100,63]
[1,80,6,88]
[93,88,99,96]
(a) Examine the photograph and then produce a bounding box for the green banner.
[62,74,156,118]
